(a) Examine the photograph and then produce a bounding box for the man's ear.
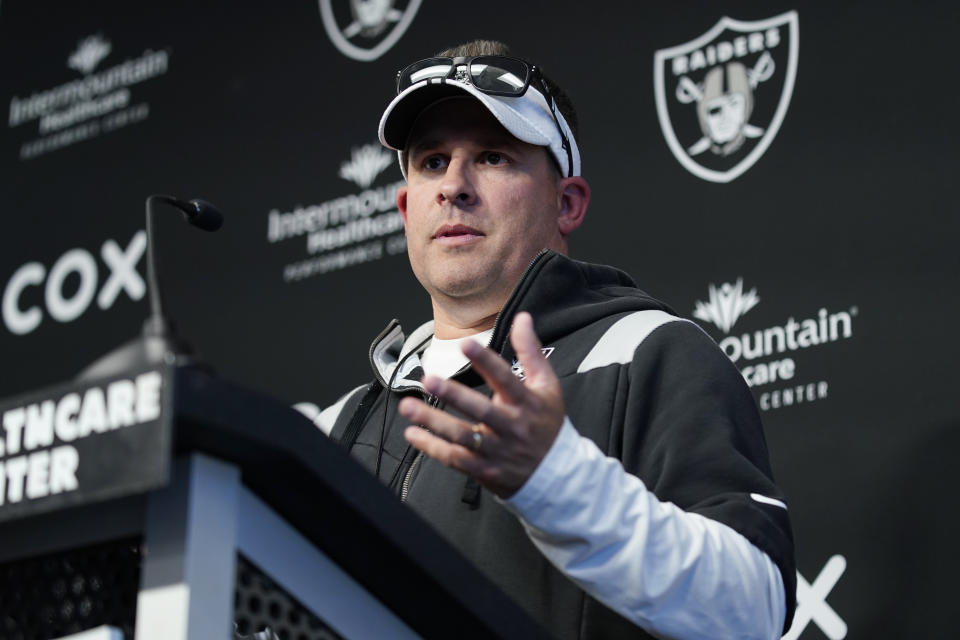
[397,185,408,225]
[557,177,590,236]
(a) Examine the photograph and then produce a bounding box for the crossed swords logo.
[511,347,555,380]
[675,52,775,157]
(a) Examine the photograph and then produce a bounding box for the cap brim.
[380,82,478,150]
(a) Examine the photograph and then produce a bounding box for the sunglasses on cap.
[395,55,574,177]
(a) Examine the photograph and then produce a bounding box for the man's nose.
[437,158,477,206]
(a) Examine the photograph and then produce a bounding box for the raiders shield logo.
[654,11,799,183]
[319,0,422,62]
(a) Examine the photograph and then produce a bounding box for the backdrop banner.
[1,2,956,637]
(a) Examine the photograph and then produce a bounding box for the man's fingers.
[405,426,486,474]
[398,395,502,447]
[399,396,469,443]
[421,376,512,433]
[461,339,527,404]
[510,312,557,387]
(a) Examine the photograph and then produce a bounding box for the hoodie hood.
[369,251,676,388]
[487,251,675,356]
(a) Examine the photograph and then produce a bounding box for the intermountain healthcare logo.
[67,35,111,74]
[339,143,395,188]
[266,143,406,282]
[319,0,422,62]
[653,11,799,183]
[7,32,170,160]
[692,279,857,411]
[693,279,759,333]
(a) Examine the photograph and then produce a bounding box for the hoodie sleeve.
[500,317,795,640]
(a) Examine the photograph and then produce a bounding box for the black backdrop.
[1,2,957,638]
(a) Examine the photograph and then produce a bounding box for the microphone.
[143,195,223,339]
[76,195,224,381]
[151,195,224,232]
[186,199,224,231]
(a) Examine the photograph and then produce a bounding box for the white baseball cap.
[378,73,581,178]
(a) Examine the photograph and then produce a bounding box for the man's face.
[704,92,746,143]
[397,98,566,314]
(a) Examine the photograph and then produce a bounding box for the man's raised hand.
[398,312,565,498]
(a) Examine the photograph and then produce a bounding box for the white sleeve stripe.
[314,384,367,436]
[751,493,788,510]
[576,310,693,373]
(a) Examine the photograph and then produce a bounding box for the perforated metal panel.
[0,537,141,640]
[233,554,342,640]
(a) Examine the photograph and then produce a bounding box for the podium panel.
[0,367,550,639]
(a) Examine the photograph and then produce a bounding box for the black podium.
[0,365,549,639]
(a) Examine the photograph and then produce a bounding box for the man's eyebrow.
[407,137,442,157]
[407,134,526,156]
[478,135,525,151]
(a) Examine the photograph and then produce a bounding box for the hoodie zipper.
[487,249,548,355]
[401,392,438,502]
[400,451,423,502]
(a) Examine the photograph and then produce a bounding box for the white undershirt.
[420,329,494,379]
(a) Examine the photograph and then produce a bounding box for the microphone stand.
[75,195,222,382]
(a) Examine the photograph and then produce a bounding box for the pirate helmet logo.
[654,11,799,183]
[319,0,422,62]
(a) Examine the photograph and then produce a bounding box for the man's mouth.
[433,224,484,239]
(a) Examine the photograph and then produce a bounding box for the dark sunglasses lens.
[469,56,529,94]
[399,57,453,90]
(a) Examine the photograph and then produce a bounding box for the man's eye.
[485,152,506,165]
[423,155,447,170]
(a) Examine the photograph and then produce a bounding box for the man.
[317,40,795,639]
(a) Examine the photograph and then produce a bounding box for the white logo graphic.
[654,11,799,182]
[691,279,857,408]
[339,143,395,189]
[266,141,407,282]
[319,0,422,62]
[783,555,848,640]
[693,278,759,333]
[512,347,555,380]
[2,232,147,336]
[68,34,112,74]
[0,371,163,506]
[9,33,169,160]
